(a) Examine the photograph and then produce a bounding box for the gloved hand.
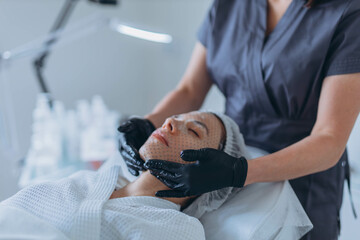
[144,148,248,198]
[118,117,155,176]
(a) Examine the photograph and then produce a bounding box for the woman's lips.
[152,131,169,147]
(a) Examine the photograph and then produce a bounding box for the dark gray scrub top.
[198,0,360,239]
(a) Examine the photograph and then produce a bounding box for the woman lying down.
[0,111,249,240]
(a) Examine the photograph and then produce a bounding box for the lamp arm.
[33,0,79,98]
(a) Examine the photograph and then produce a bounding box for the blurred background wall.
[0,0,358,238]
[0,0,223,199]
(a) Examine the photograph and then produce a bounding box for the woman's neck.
[110,171,188,206]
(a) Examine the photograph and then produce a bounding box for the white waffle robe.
[0,155,205,240]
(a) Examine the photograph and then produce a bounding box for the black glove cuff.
[144,119,156,134]
[233,156,248,188]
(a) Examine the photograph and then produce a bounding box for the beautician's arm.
[145,42,212,128]
[245,73,360,186]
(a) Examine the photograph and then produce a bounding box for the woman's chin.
[139,151,147,162]
[139,148,153,162]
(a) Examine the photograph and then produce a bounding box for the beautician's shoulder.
[321,0,360,24]
[209,0,249,27]
[334,0,360,14]
[337,0,360,24]
[346,0,360,12]
[314,0,358,10]
[211,0,251,14]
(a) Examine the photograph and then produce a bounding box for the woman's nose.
[163,118,179,134]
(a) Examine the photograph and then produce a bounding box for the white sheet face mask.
[139,112,224,163]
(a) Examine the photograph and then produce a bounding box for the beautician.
[118,0,360,239]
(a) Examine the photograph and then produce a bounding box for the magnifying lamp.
[0,0,172,155]
[32,0,172,106]
[33,0,118,104]
[88,0,117,4]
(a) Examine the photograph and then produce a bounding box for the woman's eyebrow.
[193,120,209,135]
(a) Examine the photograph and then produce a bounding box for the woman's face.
[139,112,224,163]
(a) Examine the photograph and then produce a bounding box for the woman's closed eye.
[189,129,200,138]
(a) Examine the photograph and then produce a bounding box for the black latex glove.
[118,117,155,176]
[144,148,248,198]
